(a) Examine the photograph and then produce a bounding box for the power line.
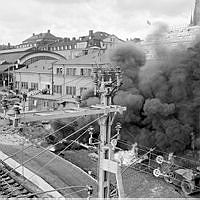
[0,115,104,181]
[118,139,200,165]
[8,129,89,197]
[2,116,83,163]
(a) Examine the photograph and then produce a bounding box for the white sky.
[0,0,195,45]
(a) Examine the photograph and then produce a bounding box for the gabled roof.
[93,31,111,39]
[23,32,59,43]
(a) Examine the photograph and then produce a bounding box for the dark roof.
[0,52,29,64]
[0,64,14,73]
[93,31,110,39]
[23,31,59,43]
[48,31,112,48]
[0,47,35,64]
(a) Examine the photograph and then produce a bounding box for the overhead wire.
[2,116,83,163]
[8,128,89,197]
[110,139,200,195]
[118,139,200,165]
[0,115,104,188]
[119,141,199,171]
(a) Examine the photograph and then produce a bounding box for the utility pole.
[8,65,10,89]
[7,65,126,198]
[94,66,125,198]
[51,62,54,95]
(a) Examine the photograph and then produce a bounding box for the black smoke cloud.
[109,23,200,153]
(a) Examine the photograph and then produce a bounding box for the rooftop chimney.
[48,30,50,33]
[193,0,200,25]
[64,37,70,42]
[89,30,93,37]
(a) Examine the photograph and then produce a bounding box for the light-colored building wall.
[15,63,94,98]
[103,35,124,49]
[140,25,200,60]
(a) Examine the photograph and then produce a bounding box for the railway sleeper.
[0,182,9,186]
[12,182,20,187]
[7,179,15,184]
[2,176,12,181]
[16,185,25,190]
[1,174,9,178]
[1,185,9,189]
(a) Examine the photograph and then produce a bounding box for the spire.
[190,11,193,26]
[193,0,200,26]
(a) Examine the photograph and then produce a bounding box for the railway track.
[0,162,38,198]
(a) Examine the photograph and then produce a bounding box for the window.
[66,86,76,96]
[80,68,92,76]
[21,82,28,89]
[53,85,62,94]
[56,67,63,75]
[31,82,38,90]
[80,69,84,76]
[66,68,76,76]
[15,81,20,89]
[80,87,87,95]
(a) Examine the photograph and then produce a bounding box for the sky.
[0,0,195,45]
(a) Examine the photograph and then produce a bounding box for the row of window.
[15,81,88,96]
[53,86,87,96]
[53,85,62,94]
[16,82,38,90]
[51,45,77,51]
[56,67,91,76]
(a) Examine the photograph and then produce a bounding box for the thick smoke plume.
[109,23,200,154]
[52,23,200,154]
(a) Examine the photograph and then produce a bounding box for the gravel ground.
[63,150,193,198]
[0,118,199,198]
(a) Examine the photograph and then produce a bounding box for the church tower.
[192,0,200,25]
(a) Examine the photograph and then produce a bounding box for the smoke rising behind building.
[106,22,200,154]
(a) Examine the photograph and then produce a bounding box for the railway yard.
[0,117,200,198]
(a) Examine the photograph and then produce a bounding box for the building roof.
[49,40,77,47]
[15,59,55,73]
[0,47,35,54]
[56,52,110,65]
[0,64,14,73]
[0,52,29,64]
[93,31,111,39]
[23,31,59,43]
[48,31,113,48]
